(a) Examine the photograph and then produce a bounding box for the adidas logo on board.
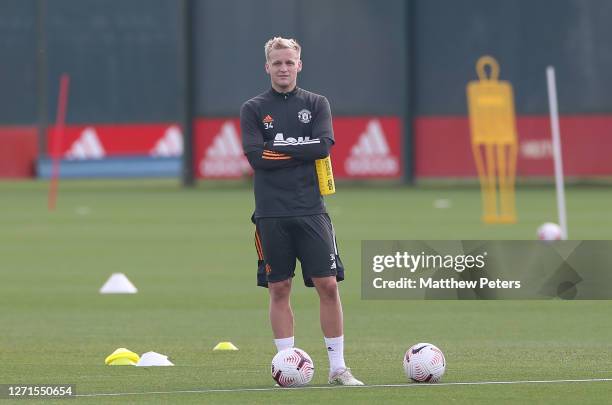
[65,127,105,160]
[344,120,399,175]
[199,121,251,177]
[150,125,183,157]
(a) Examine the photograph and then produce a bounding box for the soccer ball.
[403,343,446,383]
[537,222,563,241]
[271,348,314,387]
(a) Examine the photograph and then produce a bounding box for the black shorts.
[253,214,345,288]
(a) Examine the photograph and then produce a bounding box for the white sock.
[274,336,294,352]
[324,335,346,374]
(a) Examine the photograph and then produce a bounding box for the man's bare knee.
[313,277,339,302]
[269,279,292,302]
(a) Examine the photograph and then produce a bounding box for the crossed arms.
[245,137,332,170]
[241,98,334,170]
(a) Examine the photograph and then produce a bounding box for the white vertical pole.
[546,66,568,239]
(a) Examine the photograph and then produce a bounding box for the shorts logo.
[265,263,272,274]
[330,253,337,270]
[297,109,312,124]
[263,115,274,129]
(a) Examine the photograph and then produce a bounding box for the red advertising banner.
[0,126,38,178]
[43,117,402,179]
[415,115,612,177]
[46,123,183,159]
[331,117,403,179]
[33,114,612,179]
[193,116,403,179]
[193,118,251,178]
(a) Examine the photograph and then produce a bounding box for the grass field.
[1,180,611,404]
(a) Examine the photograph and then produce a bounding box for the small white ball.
[403,343,446,383]
[271,348,314,387]
[537,222,563,240]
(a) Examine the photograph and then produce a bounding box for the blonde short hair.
[264,37,301,61]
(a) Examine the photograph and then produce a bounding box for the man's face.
[265,48,302,92]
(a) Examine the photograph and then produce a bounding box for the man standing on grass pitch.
[240,36,363,386]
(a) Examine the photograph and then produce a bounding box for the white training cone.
[136,351,174,367]
[99,273,138,294]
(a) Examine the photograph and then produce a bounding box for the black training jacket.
[241,86,334,218]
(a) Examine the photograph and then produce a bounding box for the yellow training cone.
[213,342,238,351]
[108,357,138,366]
[105,348,140,365]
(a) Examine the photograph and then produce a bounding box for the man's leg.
[312,276,343,338]
[312,276,363,385]
[269,278,294,351]
[312,276,345,373]
[257,218,297,352]
[294,215,363,385]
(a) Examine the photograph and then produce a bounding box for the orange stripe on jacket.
[263,150,290,158]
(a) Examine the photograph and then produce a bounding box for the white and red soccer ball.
[403,343,446,383]
[271,348,314,387]
[537,222,564,241]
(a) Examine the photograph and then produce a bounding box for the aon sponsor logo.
[274,133,312,144]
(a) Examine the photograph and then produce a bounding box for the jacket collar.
[269,86,299,98]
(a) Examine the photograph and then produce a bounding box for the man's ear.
[297,60,302,73]
[265,62,270,74]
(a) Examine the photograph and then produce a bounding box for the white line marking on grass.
[75,378,612,398]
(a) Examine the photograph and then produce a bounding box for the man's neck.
[271,83,297,94]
